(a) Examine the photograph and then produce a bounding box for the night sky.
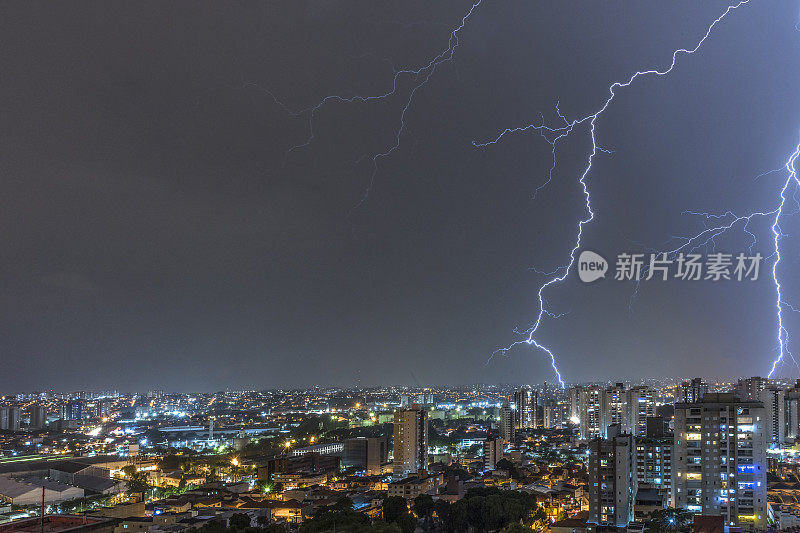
[1,1,799,392]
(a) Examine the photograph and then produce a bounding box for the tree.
[495,459,521,480]
[366,523,402,533]
[396,512,417,533]
[333,496,354,512]
[299,509,369,532]
[122,465,150,494]
[451,487,540,531]
[382,496,408,524]
[228,513,251,530]
[450,500,469,533]
[413,493,434,519]
[433,499,451,527]
[646,508,694,532]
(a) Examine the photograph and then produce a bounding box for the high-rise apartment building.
[543,400,563,429]
[575,386,603,439]
[626,387,656,437]
[786,381,800,441]
[635,434,673,504]
[673,393,767,531]
[573,383,640,439]
[483,437,504,471]
[758,387,785,447]
[30,405,46,429]
[603,383,627,430]
[499,403,515,443]
[393,406,428,479]
[2,407,21,432]
[736,377,769,401]
[677,378,708,403]
[568,387,581,422]
[61,401,83,421]
[513,386,537,429]
[588,425,636,527]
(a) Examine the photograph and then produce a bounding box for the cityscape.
[0,378,797,531]
[2,0,799,532]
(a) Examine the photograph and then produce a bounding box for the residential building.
[393,405,429,478]
[588,425,636,527]
[499,403,515,443]
[673,393,767,531]
[31,405,46,429]
[758,387,785,447]
[575,386,603,439]
[635,435,672,504]
[677,378,708,403]
[626,387,655,436]
[483,437,504,471]
[387,472,444,500]
[513,386,537,429]
[736,376,769,401]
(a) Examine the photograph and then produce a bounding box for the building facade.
[499,403,515,443]
[393,406,429,478]
[588,426,636,527]
[672,393,767,531]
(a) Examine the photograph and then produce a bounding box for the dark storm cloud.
[0,0,798,392]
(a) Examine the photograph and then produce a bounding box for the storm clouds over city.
[1,1,799,391]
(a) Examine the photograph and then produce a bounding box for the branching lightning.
[261,0,799,386]
[475,0,755,388]
[248,1,483,210]
[639,143,800,379]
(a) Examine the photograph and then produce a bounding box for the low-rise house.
[386,472,444,500]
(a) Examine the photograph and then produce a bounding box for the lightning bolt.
[249,1,483,209]
[475,0,752,388]
[261,0,796,385]
[650,142,800,378]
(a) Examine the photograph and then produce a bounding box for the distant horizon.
[3,374,795,397]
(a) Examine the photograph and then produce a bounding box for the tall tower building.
[0,407,8,430]
[31,405,47,429]
[786,381,800,440]
[513,386,537,429]
[673,393,767,531]
[626,386,655,436]
[568,386,581,421]
[736,377,769,401]
[393,405,429,478]
[578,386,603,439]
[677,378,708,403]
[602,383,627,433]
[588,425,636,527]
[543,400,558,429]
[758,387,785,447]
[635,426,673,505]
[483,437,504,471]
[499,403,516,443]
[7,407,20,432]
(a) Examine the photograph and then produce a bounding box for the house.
[387,472,445,500]
[549,517,592,533]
